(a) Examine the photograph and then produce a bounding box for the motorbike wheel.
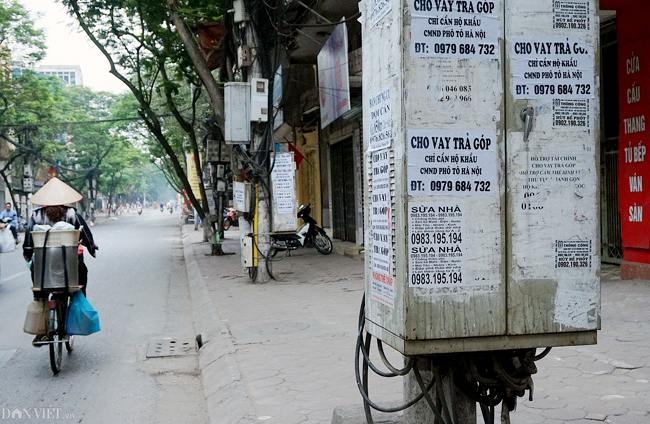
[312,230,333,255]
[223,218,231,231]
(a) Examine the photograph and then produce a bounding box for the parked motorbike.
[223,208,238,230]
[269,205,332,257]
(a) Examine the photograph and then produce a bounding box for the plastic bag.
[52,221,75,230]
[66,291,101,336]
[23,300,48,335]
[0,227,15,253]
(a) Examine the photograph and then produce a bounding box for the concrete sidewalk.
[182,225,650,424]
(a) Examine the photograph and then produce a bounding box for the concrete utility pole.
[403,359,475,424]
[360,0,599,422]
[245,8,272,283]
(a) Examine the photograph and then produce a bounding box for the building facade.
[599,0,650,278]
[36,65,83,86]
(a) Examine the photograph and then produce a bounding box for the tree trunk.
[67,0,222,255]
[165,0,225,128]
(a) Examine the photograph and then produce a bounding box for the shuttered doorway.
[330,137,357,242]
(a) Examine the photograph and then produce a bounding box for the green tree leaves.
[0,0,46,65]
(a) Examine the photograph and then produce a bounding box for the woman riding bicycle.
[22,178,97,345]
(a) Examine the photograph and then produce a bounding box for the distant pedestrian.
[1,202,19,244]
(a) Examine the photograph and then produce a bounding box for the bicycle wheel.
[66,336,75,352]
[49,300,63,375]
[312,230,333,255]
[64,295,74,352]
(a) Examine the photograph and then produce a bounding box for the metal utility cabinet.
[362,0,600,354]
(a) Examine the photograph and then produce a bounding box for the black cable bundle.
[355,294,552,424]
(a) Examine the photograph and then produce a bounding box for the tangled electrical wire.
[356,294,552,424]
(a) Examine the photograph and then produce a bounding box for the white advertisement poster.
[271,153,295,215]
[369,0,392,29]
[408,202,465,287]
[407,129,497,196]
[371,149,394,308]
[368,86,392,152]
[410,0,499,59]
[233,182,246,211]
[318,21,350,128]
[511,36,594,99]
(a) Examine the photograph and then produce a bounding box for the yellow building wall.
[294,130,321,226]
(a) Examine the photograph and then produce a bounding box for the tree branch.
[165,0,224,128]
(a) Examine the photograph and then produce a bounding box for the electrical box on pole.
[233,0,249,23]
[362,0,600,355]
[225,82,251,144]
[250,78,269,122]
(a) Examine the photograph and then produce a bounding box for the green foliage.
[0,1,49,125]
[61,0,226,222]
[0,0,46,65]
[0,70,63,125]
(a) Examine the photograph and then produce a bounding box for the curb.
[181,226,256,424]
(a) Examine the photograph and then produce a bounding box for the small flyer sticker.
[552,99,590,129]
[368,87,392,152]
[555,239,592,268]
[369,0,392,29]
[553,0,590,31]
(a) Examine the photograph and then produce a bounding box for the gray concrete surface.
[182,225,650,424]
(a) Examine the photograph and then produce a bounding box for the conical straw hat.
[29,177,83,206]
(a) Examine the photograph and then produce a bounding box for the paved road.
[0,209,208,423]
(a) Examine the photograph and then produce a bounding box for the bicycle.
[30,229,83,375]
[33,290,78,374]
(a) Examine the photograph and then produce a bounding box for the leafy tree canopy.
[0,0,46,65]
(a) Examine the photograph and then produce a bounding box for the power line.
[0,115,175,128]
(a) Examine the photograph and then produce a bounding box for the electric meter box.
[225,82,251,144]
[233,0,249,23]
[361,0,600,355]
[242,235,254,267]
[250,78,269,122]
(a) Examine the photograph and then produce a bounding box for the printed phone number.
[515,84,591,96]
[411,232,462,245]
[554,21,588,29]
[413,42,496,56]
[410,180,492,192]
[411,272,463,285]
[557,260,589,267]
